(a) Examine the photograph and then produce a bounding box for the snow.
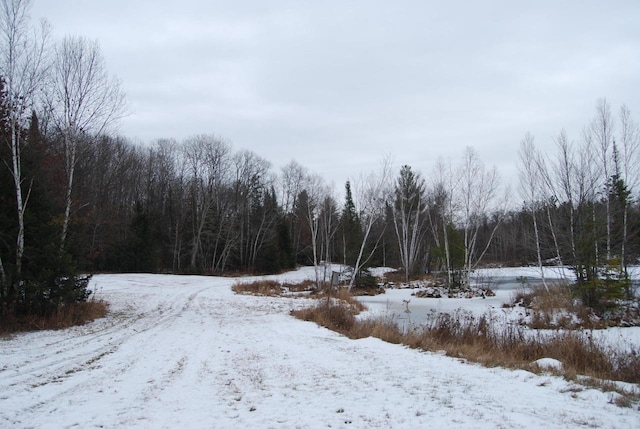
[358,267,640,351]
[1,267,639,428]
[534,358,564,372]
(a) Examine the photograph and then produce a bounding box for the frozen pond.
[358,266,640,331]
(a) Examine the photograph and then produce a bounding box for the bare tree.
[231,149,273,271]
[280,160,307,214]
[0,0,48,280]
[279,160,308,259]
[458,147,504,286]
[580,124,605,270]
[590,99,614,260]
[46,35,125,248]
[432,157,460,286]
[552,129,580,267]
[182,135,232,271]
[349,157,392,288]
[533,146,564,271]
[300,173,330,288]
[617,105,639,270]
[518,133,548,290]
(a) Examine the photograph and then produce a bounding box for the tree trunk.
[60,135,76,249]
[531,207,547,291]
[10,120,25,278]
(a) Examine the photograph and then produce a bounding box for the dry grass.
[292,302,357,333]
[382,269,436,284]
[232,280,285,296]
[232,279,316,296]
[319,287,367,313]
[0,300,108,335]
[291,298,640,404]
[283,279,316,293]
[290,287,368,334]
[509,283,607,329]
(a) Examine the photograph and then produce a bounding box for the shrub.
[1,299,108,334]
[291,301,356,334]
[19,274,93,317]
[573,259,631,315]
[232,280,284,296]
[231,279,315,296]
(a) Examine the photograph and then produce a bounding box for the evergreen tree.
[0,100,92,319]
[393,165,427,281]
[339,181,362,266]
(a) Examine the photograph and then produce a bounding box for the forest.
[1,0,639,322]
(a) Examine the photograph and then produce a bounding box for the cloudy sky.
[31,0,640,190]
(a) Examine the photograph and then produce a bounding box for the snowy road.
[1,269,639,428]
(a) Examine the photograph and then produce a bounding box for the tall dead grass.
[1,300,108,335]
[232,279,315,296]
[291,299,640,393]
[510,283,610,329]
[232,280,284,296]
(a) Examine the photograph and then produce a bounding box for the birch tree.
[617,105,639,271]
[458,147,504,286]
[348,157,392,288]
[300,173,329,288]
[46,35,125,248]
[279,160,307,259]
[518,133,548,290]
[590,99,614,260]
[432,157,460,286]
[552,130,578,265]
[392,165,426,282]
[0,0,48,280]
[580,126,604,277]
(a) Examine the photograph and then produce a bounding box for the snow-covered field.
[1,267,639,428]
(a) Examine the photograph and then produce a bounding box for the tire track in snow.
[3,272,637,428]
[0,283,213,424]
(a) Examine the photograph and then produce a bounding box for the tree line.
[514,100,640,311]
[1,0,639,322]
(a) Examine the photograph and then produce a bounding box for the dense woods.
[1,0,639,323]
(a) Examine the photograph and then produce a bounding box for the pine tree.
[339,181,362,267]
[393,165,426,281]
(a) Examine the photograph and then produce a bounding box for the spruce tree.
[339,181,362,267]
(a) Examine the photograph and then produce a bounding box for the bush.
[15,246,93,317]
[0,299,108,334]
[573,260,631,315]
[232,280,284,296]
[19,275,93,316]
[291,301,356,333]
[231,279,315,296]
[1,244,96,330]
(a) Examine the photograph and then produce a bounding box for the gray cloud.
[32,0,640,188]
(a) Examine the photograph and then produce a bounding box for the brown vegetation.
[231,279,315,296]
[232,280,285,296]
[1,300,108,335]
[506,282,636,329]
[382,269,436,285]
[292,297,640,404]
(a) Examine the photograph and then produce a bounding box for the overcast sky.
[31,0,640,191]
